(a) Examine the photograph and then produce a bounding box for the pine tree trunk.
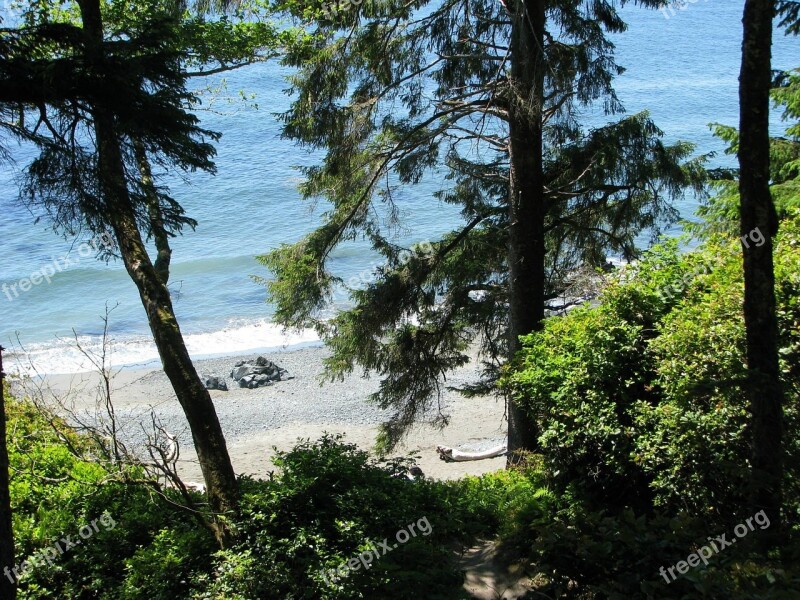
[739,0,783,544]
[133,138,173,285]
[104,202,240,545]
[77,0,238,545]
[506,0,545,462]
[0,348,17,599]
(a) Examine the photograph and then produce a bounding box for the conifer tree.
[1,0,283,544]
[262,0,705,456]
[737,0,799,546]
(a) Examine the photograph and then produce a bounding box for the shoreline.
[3,319,323,377]
[16,345,508,481]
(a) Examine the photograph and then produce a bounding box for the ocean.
[1,1,797,374]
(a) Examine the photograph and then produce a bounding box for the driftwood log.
[436,444,507,462]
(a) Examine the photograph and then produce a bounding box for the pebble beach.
[20,345,508,482]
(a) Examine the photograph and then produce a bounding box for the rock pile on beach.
[201,356,292,391]
[229,356,291,389]
[203,375,228,391]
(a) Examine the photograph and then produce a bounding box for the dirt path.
[458,540,534,599]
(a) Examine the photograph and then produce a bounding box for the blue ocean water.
[0,2,797,373]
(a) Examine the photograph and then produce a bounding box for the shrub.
[503,242,688,512]
[527,507,800,599]
[195,434,497,599]
[5,397,215,599]
[5,399,554,600]
[505,211,800,524]
[636,221,800,521]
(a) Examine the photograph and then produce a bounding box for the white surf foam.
[7,319,320,376]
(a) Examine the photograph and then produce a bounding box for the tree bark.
[77,0,238,545]
[0,348,17,599]
[133,139,173,285]
[506,0,545,463]
[739,0,783,544]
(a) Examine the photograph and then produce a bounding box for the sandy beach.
[15,345,508,482]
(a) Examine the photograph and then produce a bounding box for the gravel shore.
[28,345,508,481]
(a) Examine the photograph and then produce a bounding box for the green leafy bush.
[5,406,551,600]
[636,221,800,520]
[505,211,800,523]
[442,458,554,539]
[195,434,539,600]
[5,398,216,599]
[503,241,689,512]
[526,507,800,599]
